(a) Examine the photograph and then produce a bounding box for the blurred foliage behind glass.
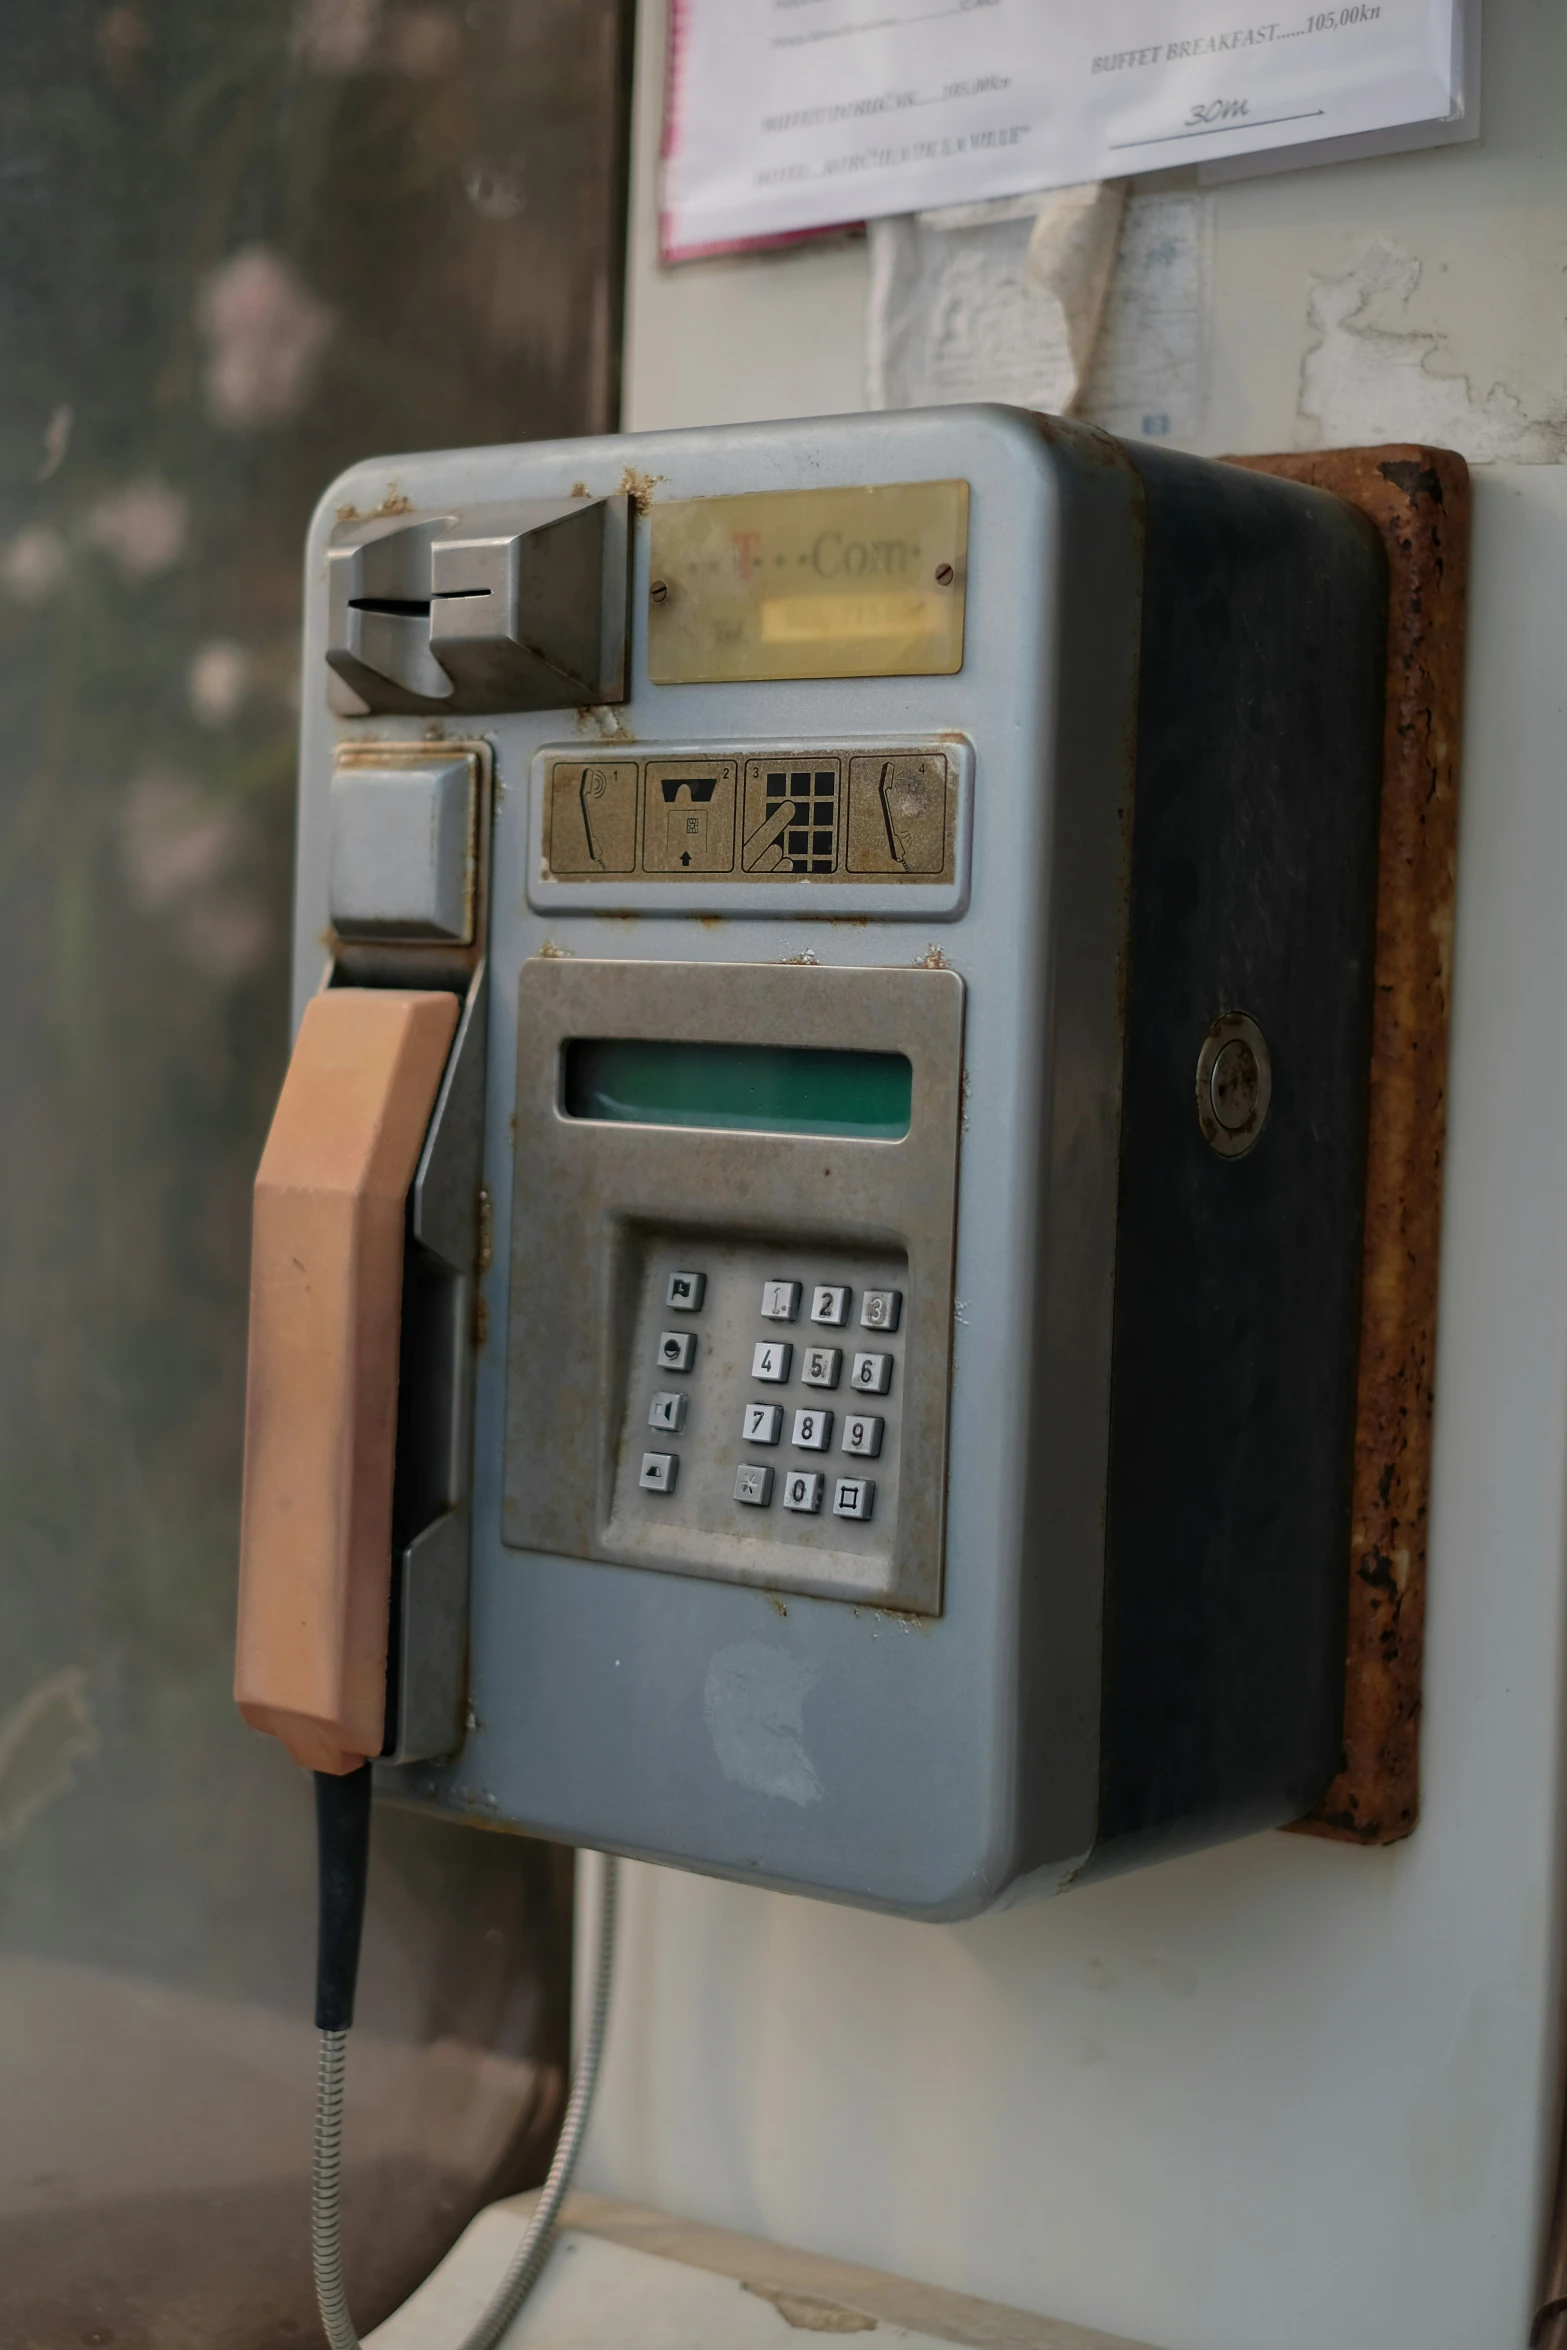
[0,2,629,2339]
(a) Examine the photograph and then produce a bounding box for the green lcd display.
[562,1039,912,1141]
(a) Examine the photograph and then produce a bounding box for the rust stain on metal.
[618,465,663,516]
[741,2282,876,2332]
[575,703,634,741]
[1230,443,1469,1846]
[337,487,414,524]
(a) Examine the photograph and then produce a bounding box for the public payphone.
[237,405,1386,1921]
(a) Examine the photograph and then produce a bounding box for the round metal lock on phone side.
[1195,1012,1272,1158]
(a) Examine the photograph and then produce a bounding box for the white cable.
[311,1851,619,2350]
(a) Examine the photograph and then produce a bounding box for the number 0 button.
[851,1351,893,1395]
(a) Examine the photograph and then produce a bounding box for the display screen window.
[561,1038,911,1141]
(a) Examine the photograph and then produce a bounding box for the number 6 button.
[851,1351,893,1395]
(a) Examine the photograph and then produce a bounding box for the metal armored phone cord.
[310,1766,619,2350]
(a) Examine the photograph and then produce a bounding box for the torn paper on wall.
[1296,238,1567,464]
[1078,192,1212,447]
[867,183,1126,419]
[869,185,1210,449]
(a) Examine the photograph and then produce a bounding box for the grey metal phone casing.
[292,407,1382,1919]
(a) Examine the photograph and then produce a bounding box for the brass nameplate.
[647,482,968,684]
[546,749,956,883]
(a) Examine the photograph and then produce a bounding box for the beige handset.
[234,986,458,1774]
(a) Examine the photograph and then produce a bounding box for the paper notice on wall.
[868,189,1211,446]
[661,0,1466,259]
[867,184,1128,417]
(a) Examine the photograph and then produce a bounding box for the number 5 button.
[851,1351,893,1395]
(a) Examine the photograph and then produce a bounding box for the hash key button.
[833,1477,875,1521]
[851,1351,893,1395]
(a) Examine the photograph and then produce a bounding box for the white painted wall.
[581,9,1567,2347]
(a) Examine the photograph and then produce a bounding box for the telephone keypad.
[618,1238,909,1593]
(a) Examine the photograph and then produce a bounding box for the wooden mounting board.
[1228,444,1470,1845]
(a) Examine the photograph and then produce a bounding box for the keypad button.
[791,1407,833,1451]
[841,1412,883,1458]
[639,1451,677,1494]
[734,1463,774,1507]
[657,1330,697,1373]
[810,1285,851,1327]
[851,1350,893,1395]
[761,1280,802,1322]
[666,1270,706,1311]
[800,1345,841,1390]
[782,1469,824,1514]
[743,1401,783,1445]
[648,1391,688,1433]
[860,1289,902,1332]
[751,1340,793,1383]
[833,1476,875,1521]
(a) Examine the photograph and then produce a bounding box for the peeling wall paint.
[1296,238,1567,463]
